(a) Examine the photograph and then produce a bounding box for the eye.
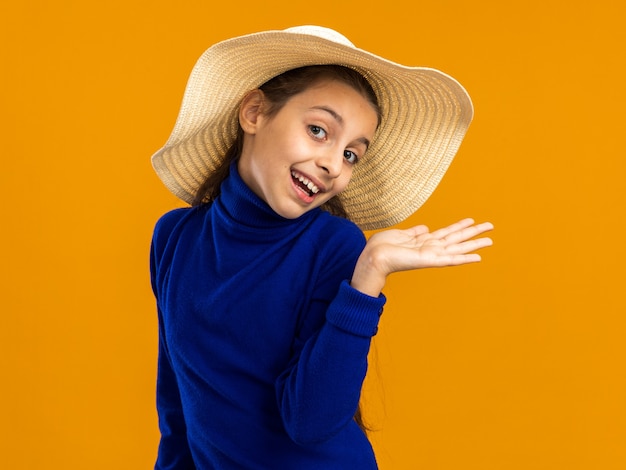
[308,125,327,140]
[344,150,359,164]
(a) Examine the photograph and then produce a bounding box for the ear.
[239,89,265,135]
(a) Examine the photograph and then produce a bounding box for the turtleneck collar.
[213,160,321,234]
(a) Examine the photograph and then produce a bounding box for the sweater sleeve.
[275,282,385,445]
[151,210,196,469]
[154,309,196,470]
[274,220,386,445]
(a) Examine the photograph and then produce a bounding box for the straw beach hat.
[151,25,473,230]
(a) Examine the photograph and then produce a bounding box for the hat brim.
[151,28,473,230]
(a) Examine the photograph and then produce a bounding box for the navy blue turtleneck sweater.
[150,163,386,469]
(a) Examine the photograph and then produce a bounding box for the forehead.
[289,79,378,116]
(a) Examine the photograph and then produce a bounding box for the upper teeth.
[292,171,320,194]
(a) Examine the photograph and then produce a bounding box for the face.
[237,79,379,220]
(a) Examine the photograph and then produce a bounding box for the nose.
[317,151,343,178]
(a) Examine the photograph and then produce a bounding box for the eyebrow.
[311,105,343,123]
[310,105,371,149]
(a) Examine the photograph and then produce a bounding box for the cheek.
[334,168,353,195]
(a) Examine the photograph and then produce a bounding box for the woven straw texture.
[151,26,473,230]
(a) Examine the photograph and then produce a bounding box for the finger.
[429,252,482,267]
[449,253,482,265]
[446,236,493,255]
[430,218,476,240]
[440,221,494,245]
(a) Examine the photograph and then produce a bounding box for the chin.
[272,202,320,220]
[275,209,309,220]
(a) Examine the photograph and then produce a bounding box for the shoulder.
[153,206,190,236]
[313,211,366,247]
[308,211,367,271]
[326,213,366,248]
[153,207,191,234]
[151,207,196,254]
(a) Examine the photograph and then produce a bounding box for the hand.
[351,218,494,296]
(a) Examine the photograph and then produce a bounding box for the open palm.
[351,218,494,296]
[368,218,493,272]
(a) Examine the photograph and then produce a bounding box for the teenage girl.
[150,25,493,469]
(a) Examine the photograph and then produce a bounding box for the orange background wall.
[2,1,624,468]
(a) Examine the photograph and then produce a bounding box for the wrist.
[350,249,388,297]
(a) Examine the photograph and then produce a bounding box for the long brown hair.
[192,65,380,435]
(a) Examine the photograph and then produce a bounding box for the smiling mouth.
[291,171,320,197]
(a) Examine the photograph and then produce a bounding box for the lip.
[291,169,327,193]
[290,169,327,203]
